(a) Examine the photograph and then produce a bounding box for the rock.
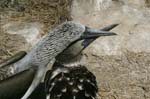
[71,0,150,99]
[120,0,146,7]
[71,0,150,54]
[71,0,112,17]
[2,22,43,46]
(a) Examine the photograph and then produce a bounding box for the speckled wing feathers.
[45,66,98,99]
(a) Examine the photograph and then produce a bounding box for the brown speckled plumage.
[45,64,98,99]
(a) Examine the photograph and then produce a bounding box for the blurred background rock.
[1,0,150,99]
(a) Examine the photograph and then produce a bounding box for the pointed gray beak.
[100,24,118,31]
[56,23,118,64]
[80,27,117,40]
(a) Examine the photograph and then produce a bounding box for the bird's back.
[45,65,98,99]
[0,51,27,80]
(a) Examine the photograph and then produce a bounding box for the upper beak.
[78,26,117,47]
[82,24,118,47]
[100,23,118,31]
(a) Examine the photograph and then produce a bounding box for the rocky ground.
[1,0,150,99]
[72,0,150,99]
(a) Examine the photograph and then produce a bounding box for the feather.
[44,65,98,99]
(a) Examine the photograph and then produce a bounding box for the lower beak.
[81,27,116,39]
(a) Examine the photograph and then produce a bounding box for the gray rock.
[71,0,150,99]
[2,22,43,46]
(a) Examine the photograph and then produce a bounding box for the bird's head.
[57,21,116,46]
[22,21,117,69]
[54,21,117,63]
[52,21,116,51]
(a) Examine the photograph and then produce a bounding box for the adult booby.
[0,21,116,99]
[32,23,118,99]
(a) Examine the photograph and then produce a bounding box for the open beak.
[81,27,116,39]
[80,26,117,47]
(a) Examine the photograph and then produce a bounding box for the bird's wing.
[0,51,27,68]
[0,51,27,80]
[29,83,46,99]
[21,67,46,99]
[0,67,36,99]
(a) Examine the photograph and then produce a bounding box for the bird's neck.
[15,32,71,72]
[57,54,84,68]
